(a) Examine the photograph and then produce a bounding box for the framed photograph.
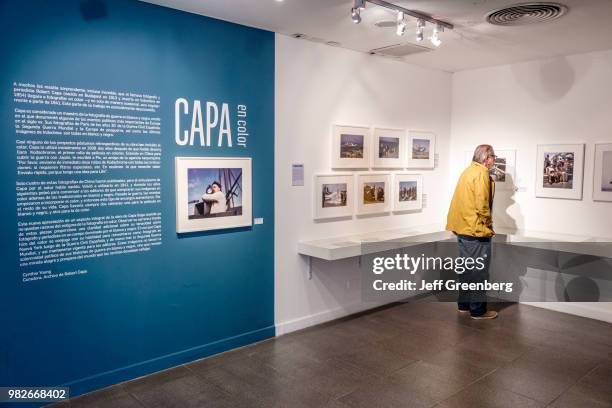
[175,157,252,233]
[393,173,423,212]
[407,131,435,169]
[356,173,392,215]
[331,125,370,169]
[593,143,612,202]
[535,144,584,200]
[372,128,405,169]
[313,173,353,220]
[464,148,516,191]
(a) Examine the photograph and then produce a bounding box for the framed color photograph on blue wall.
[176,157,252,232]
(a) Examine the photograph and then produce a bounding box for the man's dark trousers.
[456,234,492,317]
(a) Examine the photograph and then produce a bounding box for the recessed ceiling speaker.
[369,43,432,58]
[374,20,398,28]
[486,2,568,26]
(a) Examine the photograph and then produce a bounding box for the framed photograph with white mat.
[372,128,405,169]
[535,144,584,200]
[407,131,435,169]
[393,173,423,212]
[593,143,612,202]
[175,157,252,233]
[331,125,370,169]
[464,148,516,191]
[313,173,354,220]
[356,173,392,215]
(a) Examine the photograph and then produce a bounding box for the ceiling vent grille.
[486,2,568,26]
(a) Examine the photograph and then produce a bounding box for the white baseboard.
[275,300,392,336]
[276,302,612,338]
[522,302,612,324]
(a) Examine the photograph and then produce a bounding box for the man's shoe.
[458,309,469,313]
[470,311,498,320]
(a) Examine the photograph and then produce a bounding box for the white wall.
[451,49,612,322]
[275,37,612,332]
[275,35,453,334]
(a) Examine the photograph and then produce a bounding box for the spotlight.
[430,23,443,46]
[351,7,361,24]
[415,19,425,42]
[396,11,406,36]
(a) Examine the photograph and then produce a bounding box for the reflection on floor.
[53,302,612,408]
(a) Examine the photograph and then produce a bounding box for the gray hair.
[472,144,494,164]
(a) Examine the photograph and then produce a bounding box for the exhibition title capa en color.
[174,98,249,148]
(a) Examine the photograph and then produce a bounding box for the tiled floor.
[53,302,612,407]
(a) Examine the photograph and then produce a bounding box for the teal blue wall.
[0,0,275,403]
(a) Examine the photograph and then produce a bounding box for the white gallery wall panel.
[451,49,612,322]
[275,34,452,334]
[451,49,612,238]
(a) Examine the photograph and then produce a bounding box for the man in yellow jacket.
[446,144,498,319]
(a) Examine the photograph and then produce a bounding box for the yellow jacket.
[446,162,495,237]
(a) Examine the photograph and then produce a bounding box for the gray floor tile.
[336,343,417,376]
[126,371,234,408]
[329,314,414,342]
[69,385,143,408]
[249,338,323,375]
[296,327,376,361]
[45,402,70,408]
[480,345,600,404]
[455,326,533,363]
[243,332,306,358]
[376,330,457,361]
[435,379,544,408]
[582,360,612,391]
[323,399,352,408]
[548,387,612,408]
[59,302,612,408]
[190,353,332,407]
[183,348,248,372]
[422,342,515,376]
[388,360,479,403]
[482,305,612,361]
[553,360,612,406]
[187,354,285,396]
[122,366,192,395]
[286,357,382,399]
[338,377,434,408]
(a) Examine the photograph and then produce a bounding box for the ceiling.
[142,0,612,72]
